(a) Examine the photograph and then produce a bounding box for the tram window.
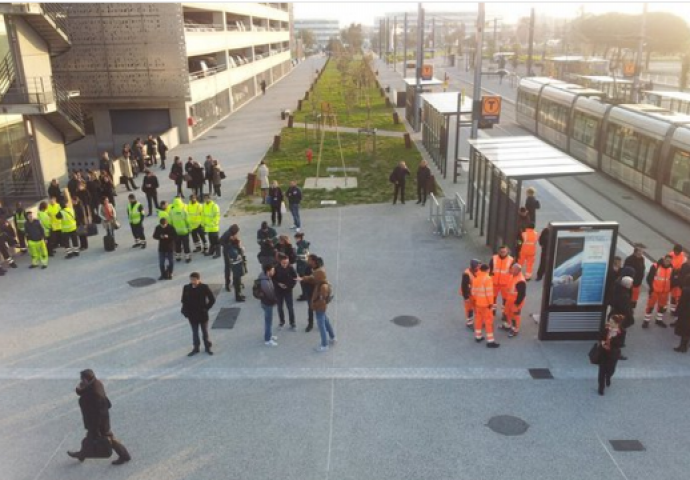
[668,149,690,193]
[572,112,598,147]
[540,100,567,132]
[604,124,624,159]
[517,91,537,118]
[639,137,659,176]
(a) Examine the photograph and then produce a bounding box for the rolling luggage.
[104,234,115,252]
[80,436,113,459]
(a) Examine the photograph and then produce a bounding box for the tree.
[341,23,364,52]
[299,29,316,50]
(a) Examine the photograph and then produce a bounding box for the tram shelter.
[404,77,443,131]
[467,136,594,252]
[645,91,690,115]
[420,92,473,178]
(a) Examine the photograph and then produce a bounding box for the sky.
[293,1,690,26]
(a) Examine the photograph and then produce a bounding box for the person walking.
[181,272,216,355]
[141,170,160,216]
[389,161,410,204]
[472,264,500,348]
[260,79,267,95]
[98,197,118,248]
[518,223,539,280]
[258,161,269,204]
[300,267,336,352]
[460,259,480,329]
[127,194,146,248]
[416,160,431,206]
[268,180,283,227]
[157,136,168,169]
[274,253,297,329]
[169,197,191,263]
[187,194,207,254]
[673,276,690,353]
[57,200,80,258]
[258,263,279,346]
[524,186,540,225]
[295,232,310,301]
[119,154,138,191]
[145,135,158,166]
[67,369,131,465]
[644,255,673,328]
[597,315,624,396]
[171,156,185,198]
[535,226,550,281]
[202,194,221,258]
[285,180,302,230]
[624,245,646,309]
[505,264,527,337]
[24,211,48,269]
[153,217,176,280]
[489,245,515,329]
[220,224,246,301]
[12,202,27,253]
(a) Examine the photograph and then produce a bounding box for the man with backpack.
[254,263,279,346]
[299,266,336,352]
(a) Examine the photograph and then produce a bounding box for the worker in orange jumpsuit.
[644,255,673,328]
[471,264,500,348]
[518,223,538,281]
[669,244,686,314]
[459,259,480,329]
[489,245,514,330]
[505,264,527,338]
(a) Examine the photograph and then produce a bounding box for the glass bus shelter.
[404,77,443,132]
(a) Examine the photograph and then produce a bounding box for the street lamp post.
[471,3,485,140]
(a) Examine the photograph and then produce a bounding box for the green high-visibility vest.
[47,203,61,231]
[38,210,51,236]
[128,202,143,225]
[60,207,77,233]
[187,202,203,229]
[14,211,26,232]
[169,205,189,235]
[203,201,220,233]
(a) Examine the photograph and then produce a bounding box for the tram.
[516,78,690,223]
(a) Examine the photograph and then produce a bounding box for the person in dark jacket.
[390,161,410,204]
[524,186,540,225]
[171,156,185,198]
[609,275,634,359]
[100,174,116,206]
[535,226,550,281]
[624,245,646,309]
[67,369,131,465]
[274,252,298,328]
[673,275,690,352]
[153,217,176,280]
[73,196,89,251]
[416,160,432,206]
[24,211,48,268]
[141,170,160,216]
[47,179,63,204]
[268,181,284,227]
[257,221,278,266]
[220,224,246,301]
[86,172,102,218]
[275,234,296,265]
[189,160,205,198]
[157,136,168,169]
[285,180,302,229]
[605,256,623,306]
[99,152,114,180]
[295,232,310,301]
[259,263,279,346]
[598,315,625,396]
[301,254,322,332]
[181,272,216,356]
[145,135,158,165]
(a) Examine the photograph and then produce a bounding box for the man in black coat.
[141,170,160,216]
[609,276,634,360]
[624,245,646,309]
[389,161,410,204]
[67,369,131,465]
[673,275,690,352]
[181,272,216,356]
[274,252,298,329]
[416,160,432,206]
[535,226,550,281]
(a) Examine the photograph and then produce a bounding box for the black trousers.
[213,183,221,197]
[207,232,219,256]
[188,314,211,349]
[49,230,61,254]
[191,226,207,248]
[276,289,296,326]
[130,223,145,242]
[417,183,428,204]
[85,429,130,460]
[224,258,243,296]
[598,354,619,393]
[536,251,548,280]
[175,234,191,256]
[271,205,282,226]
[145,192,159,214]
[123,176,137,191]
[393,182,406,204]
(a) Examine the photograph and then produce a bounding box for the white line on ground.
[32,433,67,480]
[596,431,632,480]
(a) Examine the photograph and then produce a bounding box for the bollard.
[287,115,294,128]
[393,112,399,124]
[385,98,391,107]
[403,133,412,149]
[305,91,310,100]
[273,135,281,152]
[379,87,385,97]
[246,173,257,196]
[297,99,302,111]
[281,111,286,120]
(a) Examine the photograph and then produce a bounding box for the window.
[517,91,537,119]
[668,148,690,194]
[572,111,599,148]
[604,124,659,174]
[539,99,568,133]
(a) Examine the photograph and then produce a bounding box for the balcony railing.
[0,142,41,200]
[189,64,228,82]
[40,2,70,37]
[184,22,224,32]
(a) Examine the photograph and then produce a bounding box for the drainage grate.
[528,368,554,379]
[487,415,529,436]
[391,316,421,327]
[609,440,645,452]
[128,277,157,288]
[212,307,241,329]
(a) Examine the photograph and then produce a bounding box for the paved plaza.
[2,56,690,480]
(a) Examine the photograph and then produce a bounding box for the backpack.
[320,282,335,304]
[252,278,265,300]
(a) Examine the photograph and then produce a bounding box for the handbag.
[168,171,178,182]
[113,220,121,230]
[219,170,226,180]
[80,435,113,459]
[588,342,603,365]
[184,173,192,182]
[280,201,287,214]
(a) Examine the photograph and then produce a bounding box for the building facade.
[294,19,339,49]
[53,2,292,168]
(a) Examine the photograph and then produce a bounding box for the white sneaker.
[265,340,278,346]
[315,345,329,352]
[271,336,278,341]
[329,337,337,345]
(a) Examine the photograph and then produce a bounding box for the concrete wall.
[32,116,68,184]
[9,16,53,81]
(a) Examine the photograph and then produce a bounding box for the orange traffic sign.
[421,64,433,80]
[623,62,635,77]
[482,96,501,117]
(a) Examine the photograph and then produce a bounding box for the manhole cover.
[528,368,554,379]
[213,308,241,329]
[610,440,645,452]
[392,316,421,327]
[487,415,529,436]
[128,277,157,288]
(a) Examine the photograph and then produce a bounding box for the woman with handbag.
[99,197,119,248]
[73,196,90,251]
[170,157,184,198]
[211,160,223,197]
[598,314,625,396]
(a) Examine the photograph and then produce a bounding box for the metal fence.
[428,192,466,237]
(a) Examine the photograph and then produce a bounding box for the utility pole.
[414,3,424,132]
[393,16,397,71]
[526,8,535,77]
[403,12,408,78]
[471,3,485,140]
[385,17,389,64]
[432,17,436,59]
[632,3,647,103]
[493,17,497,55]
[379,19,383,58]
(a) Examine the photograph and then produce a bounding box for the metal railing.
[1,75,56,105]
[0,51,16,99]
[0,143,41,199]
[428,192,466,237]
[53,77,84,131]
[183,23,225,32]
[188,64,229,81]
[40,2,69,38]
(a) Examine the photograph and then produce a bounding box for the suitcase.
[104,234,115,252]
[86,224,98,237]
[80,436,113,459]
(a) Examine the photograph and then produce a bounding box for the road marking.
[596,431,632,480]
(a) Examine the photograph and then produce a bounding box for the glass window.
[604,124,623,158]
[572,111,599,148]
[668,149,690,194]
[620,133,639,168]
[517,91,537,118]
[639,137,659,176]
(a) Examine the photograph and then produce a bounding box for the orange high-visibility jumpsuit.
[472,272,495,343]
[491,254,514,327]
[505,272,527,332]
[646,263,672,323]
[518,229,538,280]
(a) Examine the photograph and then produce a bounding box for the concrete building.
[0,3,84,202]
[53,3,292,168]
[294,19,339,49]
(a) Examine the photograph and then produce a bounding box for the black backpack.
[252,278,265,300]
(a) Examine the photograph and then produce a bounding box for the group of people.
[169,155,226,200]
[256,161,303,230]
[388,160,434,206]
[121,135,168,173]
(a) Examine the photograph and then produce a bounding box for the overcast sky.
[293,1,690,26]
